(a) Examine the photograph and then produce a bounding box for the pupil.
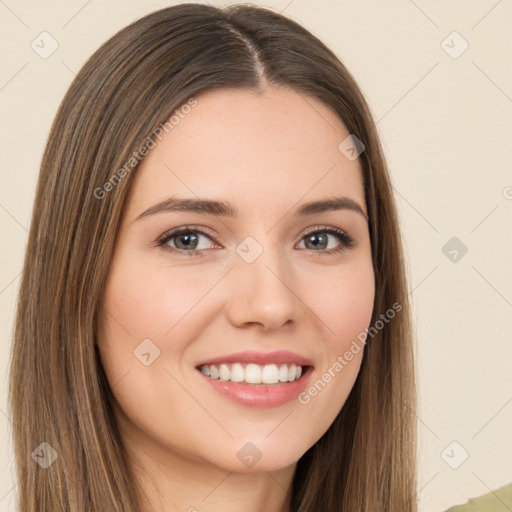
[177,232,198,249]
[308,233,327,250]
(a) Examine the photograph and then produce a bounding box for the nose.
[225,244,300,332]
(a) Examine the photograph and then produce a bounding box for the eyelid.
[301,224,348,238]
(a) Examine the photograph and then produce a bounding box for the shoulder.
[443,483,512,511]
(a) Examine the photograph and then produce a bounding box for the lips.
[195,350,314,408]
[195,350,313,368]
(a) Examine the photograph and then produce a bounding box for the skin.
[97,85,375,512]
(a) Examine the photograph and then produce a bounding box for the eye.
[156,224,356,258]
[157,226,217,257]
[297,225,355,255]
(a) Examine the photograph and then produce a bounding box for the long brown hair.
[9,3,416,510]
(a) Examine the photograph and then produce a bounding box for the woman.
[9,3,416,511]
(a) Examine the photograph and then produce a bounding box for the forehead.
[125,86,365,220]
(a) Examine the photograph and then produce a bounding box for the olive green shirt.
[444,483,512,511]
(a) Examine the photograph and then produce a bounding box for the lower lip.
[198,368,312,408]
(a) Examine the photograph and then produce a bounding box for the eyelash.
[156,224,356,258]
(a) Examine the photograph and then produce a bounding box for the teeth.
[278,364,289,382]
[219,364,230,381]
[199,363,305,384]
[261,364,279,384]
[230,363,244,382]
[210,365,219,379]
[245,363,261,384]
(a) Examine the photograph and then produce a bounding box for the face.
[97,86,375,475]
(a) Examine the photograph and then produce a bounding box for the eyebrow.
[135,195,368,222]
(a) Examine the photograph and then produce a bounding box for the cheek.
[100,255,218,342]
[96,254,223,408]
[310,261,375,348]
[295,262,374,434]
[96,258,214,446]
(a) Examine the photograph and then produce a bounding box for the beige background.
[1,1,511,510]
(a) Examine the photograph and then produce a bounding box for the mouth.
[195,351,314,407]
[198,362,309,384]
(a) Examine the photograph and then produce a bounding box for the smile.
[195,351,314,407]
[200,363,304,384]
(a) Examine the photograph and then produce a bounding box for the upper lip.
[196,350,314,368]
